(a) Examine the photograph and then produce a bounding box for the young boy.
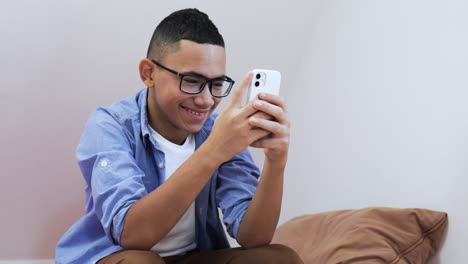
[56,8,302,264]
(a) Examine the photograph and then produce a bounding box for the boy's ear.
[139,59,155,88]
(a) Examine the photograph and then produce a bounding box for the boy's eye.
[212,82,224,88]
[183,77,202,85]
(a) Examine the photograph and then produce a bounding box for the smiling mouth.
[188,109,203,116]
[182,106,207,118]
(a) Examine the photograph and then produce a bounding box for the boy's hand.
[205,72,271,163]
[249,93,290,168]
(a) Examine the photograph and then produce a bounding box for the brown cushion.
[272,207,447,264]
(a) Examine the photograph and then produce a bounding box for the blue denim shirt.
[56,88,260,264]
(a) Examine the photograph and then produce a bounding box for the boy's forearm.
[236,159,285,248]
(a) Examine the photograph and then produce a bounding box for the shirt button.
[100,159,108,168]
[158,162,164,168]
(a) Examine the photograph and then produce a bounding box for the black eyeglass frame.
[151,59,235,98]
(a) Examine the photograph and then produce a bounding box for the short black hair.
[146,8,225,60]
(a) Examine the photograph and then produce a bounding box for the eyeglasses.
[151,59,235,98]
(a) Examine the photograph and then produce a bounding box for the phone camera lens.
[256,74,261,79]
[255,81,260,87]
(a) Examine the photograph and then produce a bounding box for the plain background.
[1,0,467,263]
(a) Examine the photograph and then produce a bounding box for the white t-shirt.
[149,127,197,257]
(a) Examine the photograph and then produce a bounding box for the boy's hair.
[146,8,225,60]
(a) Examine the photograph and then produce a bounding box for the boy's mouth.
[181,106,208,119]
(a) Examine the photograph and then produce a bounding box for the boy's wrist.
[264,154,288,170]
[196,140,227,169]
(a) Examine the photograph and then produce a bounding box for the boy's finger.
[228,72,253,108]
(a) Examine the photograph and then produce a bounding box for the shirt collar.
[139,88,153,148]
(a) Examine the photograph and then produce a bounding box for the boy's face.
[147,40,226,144]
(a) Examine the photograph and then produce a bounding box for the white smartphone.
[247,69,281,102]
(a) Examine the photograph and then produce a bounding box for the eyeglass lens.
[181,76,231,96]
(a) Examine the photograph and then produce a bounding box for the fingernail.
[254,101,262,107]
[259,93,266,98]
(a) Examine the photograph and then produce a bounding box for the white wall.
[1,0,466,262]
[282,1,468,263]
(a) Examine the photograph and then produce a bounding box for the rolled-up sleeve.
[77,108,148,245]
[215,149,260,239]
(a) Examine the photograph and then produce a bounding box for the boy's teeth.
[188,109,202,116]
